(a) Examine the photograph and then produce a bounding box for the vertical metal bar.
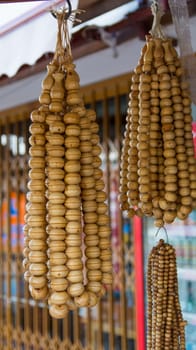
[33,301,39,349]
[0,125,3,343]
[5,122,12,349]
[42,301,49,346]
[102,90,115,350]
[23,119,31,350]
[63,314,69,341]
[15,121,21,350]
[73,310,80,344]
[86,308,92,348]
[114,90,127,350]
[133,217,145,350]
[96,300,103,350]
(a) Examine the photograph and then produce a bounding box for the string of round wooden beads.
[127,72,140,216]
[119,114,131,212]
[119,6,192,350]
[87,109,112,287]
[119,33,196,226]
[147,239,186,350]
[23,9,112,318]
[25,106,48,300]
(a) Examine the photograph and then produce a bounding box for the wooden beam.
[0,1,47,2]
[78,0,131,23]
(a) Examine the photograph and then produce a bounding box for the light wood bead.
[86,258,101,270]
[65,209,81,221]
[65,148,81,160]
[49,303,68,319]
[29,145,45,157]
[50,278,69,292]
[48,265,68,278]
[29,285,48,300]
[85,246,100,258]
[87,281,102,293]
[65,124,80,137]
[101,260,112,273]
[65,173,81,185]
[83,212,98,224]
[75,291,89,307]
[65,197,81,209]
[27,215,45,226]
[29,227,47,239]
[66,235,82,247]
[47,216,66,228]
[64,161,80,173]
[49,291,69,305]
[46,145,65,157]
[29,123,45,135]
[29,169,45,180]
[45,132,65,145]
[102,273,113,284]
[47,227,66,240]
[66,259,83,270]
[67,271,83,283]
[66,247,82,259]
[29,239,47,251]
[49,121,65,134]
[46,203,65,216]
[30,109,46,123]
[29,276,47,289]
[47,240,66,252]
[85,235,99,247]
[28,157,45,169]
[46,114,62,125]
[82,189,97,201]
[88,291,98,307]
[48,252,67,265]
[46,157,64,169]
[29,134,46,146]
[64,136,80,148]
[82,201,97,213]
[84,223,98,235]
[66,221,81,234]
[67,283,85,299]
[29,263,47,276]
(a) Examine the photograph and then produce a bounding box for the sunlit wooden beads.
[63,108,84,302]
[39,64,56,105]
[119,118,131,211]
[137,73,152,216]
[86,109,112,286]
[49,71,65,113]
[127,75,140,211]
[49,303,68,319]
[26,106,48,299]
[65,65,83,106]
[119,35,196,226]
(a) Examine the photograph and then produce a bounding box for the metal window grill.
[0,73,136,350]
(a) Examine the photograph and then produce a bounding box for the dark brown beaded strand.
[147,239,186,350]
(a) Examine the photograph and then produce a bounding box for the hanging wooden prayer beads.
[147,239,186,350]
[119,5,196,227]
[23,8,112,319]
[119,3,191,349]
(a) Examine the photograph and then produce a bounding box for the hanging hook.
[65,0,72,20]
[155,226,169,243]
[51,0,72,21]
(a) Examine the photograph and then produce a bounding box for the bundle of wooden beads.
[119,34,196,227]
[23,10,112,319]
[147,239,186,350]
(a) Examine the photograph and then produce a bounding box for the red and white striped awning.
[0,0,78,77]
